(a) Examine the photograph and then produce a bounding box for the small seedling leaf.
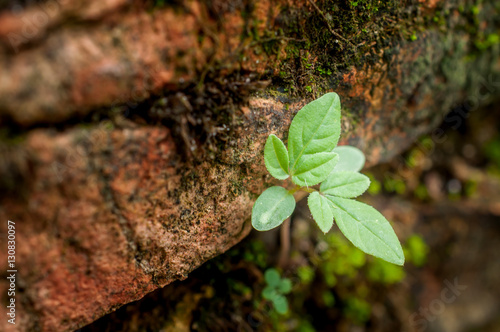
[264,268,281,287]
[288,93,341,174]
[272,295,289,314]
[332,145,366,172]
[278,278,292,294]
[252,187,295,231]
[262,286,275,300]
[308,191,334,233]
[320,171,370,198]
[264,134,289,180]
[292,152,339,187]
[326,196,405,265]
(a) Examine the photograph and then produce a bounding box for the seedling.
[261,268,292,314]
[251,93,404,266]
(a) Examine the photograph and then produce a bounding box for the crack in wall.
[89,132,153,276]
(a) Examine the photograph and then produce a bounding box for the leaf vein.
[291,100,336,171]
[329,198,400,258]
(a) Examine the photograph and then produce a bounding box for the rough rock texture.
[0,0,499,331]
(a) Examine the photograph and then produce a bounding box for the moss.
[230,179,245,196]
[455,0,500,53]
[263,0,415,96]
[475,33,500,50]
[244,0,499,103]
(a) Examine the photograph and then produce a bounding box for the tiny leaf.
[272,295,289,314]
[326,196,405,265]
[320,171,370,198]
[262,286,276,300]
[288,93,341,174]
[278,278,292,294]
[291,152,339,187]
[308,191,334,233]
[252,187,296,231]
[264,134,289,180]
[264,268,281,287]
[332,145,366,172]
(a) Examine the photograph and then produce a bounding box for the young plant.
[251,93,404,266]
[262,268,292,314]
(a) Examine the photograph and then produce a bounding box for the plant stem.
[279,187,314,267]
[278,217,291,268]
[294,190,310,202]
[301,186,315,193]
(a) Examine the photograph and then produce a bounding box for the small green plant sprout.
[262,268,292,314]
[251,93,405,266]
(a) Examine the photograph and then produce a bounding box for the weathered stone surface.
[0,0,499,331]
[0,0,275,126]
[0,125,253,331]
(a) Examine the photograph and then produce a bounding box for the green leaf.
[320,171,370,198]
[264,268,281,287]
[252,187,296,231]
[288,93,341,176]
[278,278,292,294]
[272,295,289,314]
[332,145,366,172]
[291,152,339,187]
[262,286,276,300]
[264,134,289,180]
[308,191,334,233]
[326,196,405,265]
